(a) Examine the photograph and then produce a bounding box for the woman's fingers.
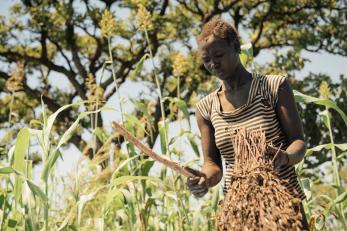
[191,187,208,197]
[186,177,200,186]
[198,176,206,185]
[186,176,208,198]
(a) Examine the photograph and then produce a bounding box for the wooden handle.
[112,121,205,178]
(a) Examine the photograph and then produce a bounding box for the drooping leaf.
[175,97,191,128]
[26,180,48,202]
[334,191,347,204]
[134,53,149,77]
[43,100,88,157]
[187,133,200,158]
[294,90,347,127]
[305,143,347,157]
[41,106,113,181]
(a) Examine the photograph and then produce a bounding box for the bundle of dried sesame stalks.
[213,128,302,231]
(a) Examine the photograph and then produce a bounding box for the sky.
[0,0,346,198]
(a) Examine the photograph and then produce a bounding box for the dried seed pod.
[212,127,302,231]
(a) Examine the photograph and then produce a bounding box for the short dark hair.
[197,17,241,53]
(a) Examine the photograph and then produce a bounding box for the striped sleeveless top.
[196,72,306,201]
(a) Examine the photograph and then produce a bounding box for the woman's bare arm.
[196,109,223,187]
[275,79,307,166]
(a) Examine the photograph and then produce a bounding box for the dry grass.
[213,128,303,231]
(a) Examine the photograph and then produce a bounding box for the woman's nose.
[210,62,220,70]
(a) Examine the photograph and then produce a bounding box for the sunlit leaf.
[111,175,161,187]
[294,90,347,127]
[334,191,347,204]
[158,119,169,155]
[13,128,30,206]
[41,106,113,181]
[134,53,149,77]
[0,167,14,174]
[26,180,48,202]
[301,178,312,200]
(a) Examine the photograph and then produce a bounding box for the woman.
[186,17,310,229]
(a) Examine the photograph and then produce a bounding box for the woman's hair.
[197,17,241,53]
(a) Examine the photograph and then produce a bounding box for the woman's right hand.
[186,175,209,198]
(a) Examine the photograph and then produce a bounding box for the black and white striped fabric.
[196,72,306,201]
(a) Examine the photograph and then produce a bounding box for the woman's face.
[198,35,240,80]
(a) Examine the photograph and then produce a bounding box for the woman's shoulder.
[257,73,288,107]
[195,87,219,121]
[258,73,288,86]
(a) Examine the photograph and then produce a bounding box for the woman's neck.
[220,65,252,92]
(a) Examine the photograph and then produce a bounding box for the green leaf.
[0,78,5,89]
[187,133,200,158]
[41,149,62,182]
[119,188,133,204]
[43,100,88,156]
[111,154,141,178]
[305,143,347,157]
[106,188,124,210]
[0,167,14,174]
[334,191,347,204]
[293,90,347,127]
[239,52,248,67]
[0,194,4,209]
[95,127,108,143]
[134,53,149,77]
[211,187,220,212]
[26,180,48,202]
[8,219,18,228]
[321,110,330,129]
[167,77,178,93]
[301,178,312,200]
[13,128,30,206]
[77,190,99,225]
[337,151,347,161]
[175,98,191,128]
[241,43,253,56]
[141,159,155,176]
[130,99,150,118]
[240,43,253,67]
[111,175,161,187]
[158,119,169,155]
[41,106,113,181]
[165,191,178,202]
[27,129,44,151]
[124,113,149,136]
[192,209,201,231]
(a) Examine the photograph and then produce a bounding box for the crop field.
[0,1,346,230]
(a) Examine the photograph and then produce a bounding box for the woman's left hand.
[266,145,289,174]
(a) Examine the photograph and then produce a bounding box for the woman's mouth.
[214,70,223,76]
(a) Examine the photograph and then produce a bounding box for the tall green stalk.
[8,91,15,124]
[1,91,15,229]
[108,37,125,124]
[143,28,187,229]
[107,37,131,158]
[325,107,346,228]
[44,181,48,231]
[143,29,169,157]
